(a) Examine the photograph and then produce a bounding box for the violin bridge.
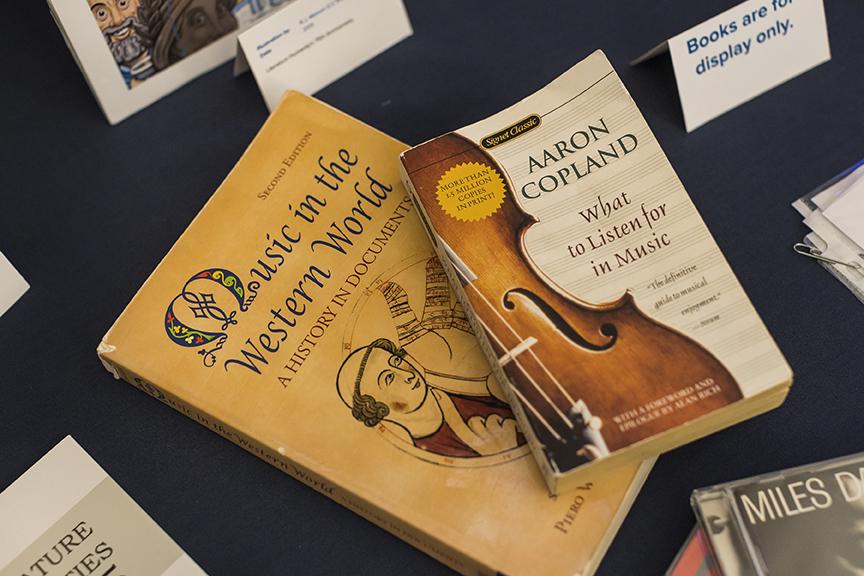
[498,337,538,366]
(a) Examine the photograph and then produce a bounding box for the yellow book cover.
[98,92,652,576]
[400,50,792,494]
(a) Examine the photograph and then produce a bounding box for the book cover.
[400,50,791,493]
[692,452,864,575]
[47,0,287,124]
[0,436,205,576]
[97,91,653,576]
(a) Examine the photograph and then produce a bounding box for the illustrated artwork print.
[88,0,239,89]
[337,255,529,467]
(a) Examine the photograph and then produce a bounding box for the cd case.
[692,452,864,575]
[666,526,719,576]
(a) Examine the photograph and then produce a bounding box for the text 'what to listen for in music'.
[565,190,672,278]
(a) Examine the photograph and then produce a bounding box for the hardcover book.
[97,92,653,576]
[0,436,205,576]
[399,50,792,494]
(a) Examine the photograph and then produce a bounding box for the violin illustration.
[402,133,741,473]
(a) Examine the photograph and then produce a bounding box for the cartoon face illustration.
[89,0,148,67]
[89,0,239,88]
[151,0,238,70]
[178,0,237,54]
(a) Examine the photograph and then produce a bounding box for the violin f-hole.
[502,288,618,352]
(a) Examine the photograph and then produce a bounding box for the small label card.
[0,251,28,319]
[0,437,206,576]
[633,0,830,132]
[237,0,412,110]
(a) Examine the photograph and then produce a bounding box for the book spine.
[96,349,494,576]
[399,164,558,493]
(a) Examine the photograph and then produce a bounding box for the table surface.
[2,1,862,574]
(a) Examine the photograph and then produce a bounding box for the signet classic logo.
[164,268,248,367]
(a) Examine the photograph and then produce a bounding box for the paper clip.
[793,243,864,272]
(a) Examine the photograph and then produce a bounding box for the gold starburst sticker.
[434,161,506,222]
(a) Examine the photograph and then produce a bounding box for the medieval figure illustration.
[337,258,525,459]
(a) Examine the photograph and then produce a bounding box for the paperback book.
[98,92,653,576]
[400,50,792,493]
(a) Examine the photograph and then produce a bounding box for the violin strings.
[472,304,574,430]
[508,383,563,442]
[466,282,579,409]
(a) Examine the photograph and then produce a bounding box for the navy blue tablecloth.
[1,1,862,574]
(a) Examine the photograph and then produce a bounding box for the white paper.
[793,170,864,304]
[803,212,863,267]
[666,0,830,132]
[0,251,28,319]
[238,0,412,111]
[811,163,864,212]
[823,178,864,251]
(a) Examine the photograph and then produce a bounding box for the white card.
[0,251,28,319]
[47,0,287,125]
[0,436,206,575]
[823,177,864,251]
[635,0,830,132]
[811,162,864,212]
[237,0,412,111]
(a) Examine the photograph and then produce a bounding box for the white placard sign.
[48,0,288,125]
[0,251,28,319]
[0,437,206,575]
[633,0,830,132]
[237,0,412,111]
